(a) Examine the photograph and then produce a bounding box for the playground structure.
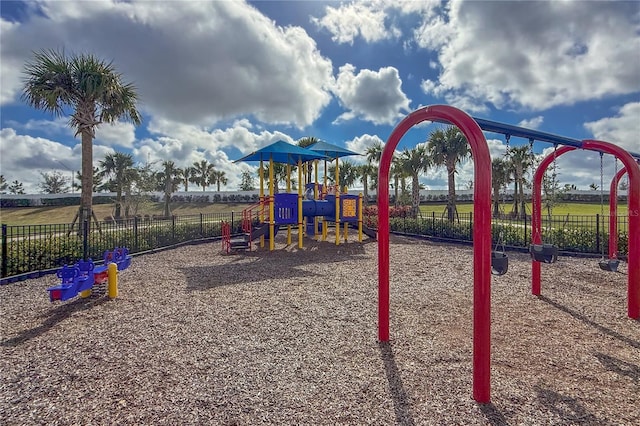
[377,104,640,404]
[46,247,131,301]
[225,140,367,252]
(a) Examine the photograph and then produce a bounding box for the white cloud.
[95,122,137,149]
[344,134,385,164]
[518,116,544,130]
[311,1,391,44]
[415,0,640,111]
[0,128,82,193]
[584,103,640,154]
[1,0,334,128]
[332,64,411,125]
[311,0,439,45]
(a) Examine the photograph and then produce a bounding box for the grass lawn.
[420,202,628,216]
[0,202,248,226]
[1,201,629,226]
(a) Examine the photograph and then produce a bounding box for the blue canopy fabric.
[306,141,360,159]
[234,140,329,165]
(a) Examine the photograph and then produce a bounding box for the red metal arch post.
[377,105,492,403]
[609,167,627,260]
[532,142,640,318]
[531,146,576,295]
[582,140,640,319]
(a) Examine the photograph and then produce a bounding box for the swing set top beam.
[470,117,640,159]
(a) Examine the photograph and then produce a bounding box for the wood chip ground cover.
[1,234,638,425]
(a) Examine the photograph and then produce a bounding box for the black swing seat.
[599,259,620,272]
[529,243,558,264]
[491,251,509,276]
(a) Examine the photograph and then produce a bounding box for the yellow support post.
[259,159,265,248]
[269,155,275,251]
[298,160,304,248]
[323,159,328,241]
[107,262,118,299]
[358,193,363,242]
[335,157,340,246]
[314,159,319,240]
[344,221,348,242]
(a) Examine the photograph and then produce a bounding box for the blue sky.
[1,0,639,193]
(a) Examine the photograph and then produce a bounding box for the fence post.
[200,213,203,237]
[523,213,528,247]
[172,215,176,241]
[134,216,139,252]
[469,212,473,240]
[1,224,7,278]
[231,211,235,233]
[595,213,600,254]
[82,219,89,261]
[432,211,435,237]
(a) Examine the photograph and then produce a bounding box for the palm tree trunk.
[80,130,93,230]
[519,179,526,220]
[512,180,519,217]
[363,175,369,205]
[447,166,456,222]
[492,187,500,217]
[115,188,122,218]
[412,175,420,218]
[394,176,399,206]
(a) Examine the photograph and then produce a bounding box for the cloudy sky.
[1,0,639,194]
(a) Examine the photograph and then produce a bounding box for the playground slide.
[249,222,276,241]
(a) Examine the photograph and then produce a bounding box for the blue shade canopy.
[306,140,360,159]
[234,140,329,165]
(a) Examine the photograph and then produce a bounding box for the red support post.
[377,105,492,403]
[531,146,576,295]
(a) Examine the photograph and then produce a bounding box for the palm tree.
[210,170,228,192]
[399,145,431,217]
[297,136,319,184]
[366,141,384,165]
[0,175,7,193]
[263,163,290,193]
[79,167,105,193]
[427,126,470,221]
[491,158,511,218]
[328,160,359,189]
[100,152,136,218]
[191,160,214,191]
[22,49,141,225]
[157,161,181,217]
[390,157,407,206]
[508,145,533,219]
[178,167,194,192]
[358,163,377,204]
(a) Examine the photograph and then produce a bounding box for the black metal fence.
[389,212,629,256]
[0,211,630,282]
[1,212,243,282]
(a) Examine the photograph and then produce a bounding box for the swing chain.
[505,134,511,158]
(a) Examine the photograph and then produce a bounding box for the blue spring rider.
[46,247,131,302]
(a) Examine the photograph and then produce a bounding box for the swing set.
[377,105,640,404]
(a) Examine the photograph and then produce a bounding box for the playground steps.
[229,235,251,250]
